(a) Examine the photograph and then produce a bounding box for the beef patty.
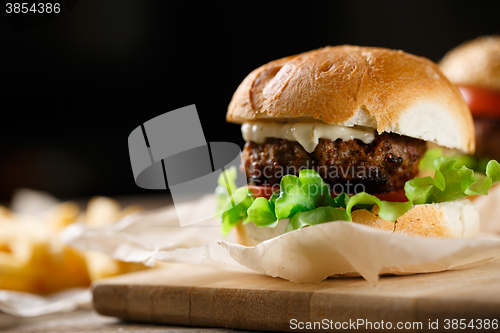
[242,133,426,193]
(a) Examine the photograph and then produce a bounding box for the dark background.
[0,0,498,202]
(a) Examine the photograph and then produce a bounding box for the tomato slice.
[370,189,409,202]
[248,185,409,202]
[248,184,280,199]
[458,85,500,117]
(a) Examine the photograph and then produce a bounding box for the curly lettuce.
[419,148,490,174]
[215,166,254,235]
[406,157,500,204]
[216,157,500,234]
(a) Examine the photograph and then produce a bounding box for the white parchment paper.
[61,191,500,286]
[0,288,91,317]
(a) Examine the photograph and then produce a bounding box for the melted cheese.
[241,122,376,153]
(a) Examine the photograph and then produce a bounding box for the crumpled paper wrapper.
[0,288,91,318]
[61,190,500,286]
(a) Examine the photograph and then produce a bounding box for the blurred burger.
[216,46,499,246]
[439,36,500,164]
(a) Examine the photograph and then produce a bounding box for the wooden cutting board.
[93,260,500,332]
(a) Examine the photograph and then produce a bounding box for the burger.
[216,45,500,246]
[439,36,500,165]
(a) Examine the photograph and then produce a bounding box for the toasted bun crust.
[235,200,479,246]
[227,45,475,154]
[439,36,500,91]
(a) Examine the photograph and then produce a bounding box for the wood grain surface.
[93,260,500,332]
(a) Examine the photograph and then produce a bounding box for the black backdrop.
[0,0,498,201]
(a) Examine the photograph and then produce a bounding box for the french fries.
[0,193,148,294]
[82,196,145,281]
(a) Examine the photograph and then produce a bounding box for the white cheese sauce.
[241,122,376,153]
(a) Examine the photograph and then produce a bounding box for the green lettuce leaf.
[248,169,413,232]
[216,167,255,235]
[283,191,411,232]
[247,197,278,227]
[217,156,500,235]
[476,158,490,173]
[345,192,413,222]
[419,148,443,174]
[220,186,254,235]
[419,147,490,174]
[332,192,349,208]
[285,207,350,233]
[274,169,334,220]
[405,157,500,204]
[215,166,238,215]
[246,189,282,227]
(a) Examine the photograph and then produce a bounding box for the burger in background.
[439,36,500,170]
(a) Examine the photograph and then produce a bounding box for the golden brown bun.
[439,36,500,91]
[235,200,479,247]
[228,45,475,154]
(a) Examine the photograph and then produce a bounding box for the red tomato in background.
[458,85,500,117]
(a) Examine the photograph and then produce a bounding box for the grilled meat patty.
[242,133,426,193]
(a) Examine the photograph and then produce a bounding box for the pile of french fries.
[0,196,148,294]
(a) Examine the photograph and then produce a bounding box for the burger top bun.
[227,45,475,154]
[439,35,500,91]
[235,199,480,247]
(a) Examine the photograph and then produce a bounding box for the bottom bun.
[235,199,479,246]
